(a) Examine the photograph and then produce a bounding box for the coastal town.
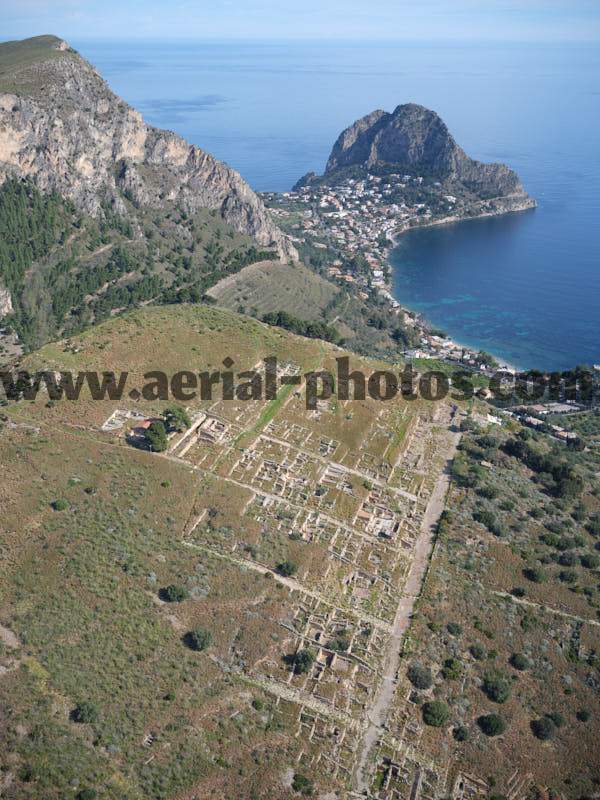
[262,174,513,372]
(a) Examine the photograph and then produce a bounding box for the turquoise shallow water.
[389,202,600,372]
[75,39,600,371]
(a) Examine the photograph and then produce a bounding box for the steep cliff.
[297,103,533,204]
[0,35,295,259]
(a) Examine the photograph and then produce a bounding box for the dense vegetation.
[0,178,276,353]
[0,179,74,292]
[262,310,343,345]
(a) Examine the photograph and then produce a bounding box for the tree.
[407,662,432,690]
[276,560,298,577]
[292,649,315,675]
[162,405,191,432]
[482,672,511,704]
[144,420,168,452]
[76,791,97,800]
[531,717,555,741]
[477,713,506,737]
[185,627,212,652]
[72,701,99,724]
[422,700,450,728]
[160,584,189,602]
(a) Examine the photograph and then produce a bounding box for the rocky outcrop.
[300,103,532,203]
[0,36,295,259]
[0,284,12,318]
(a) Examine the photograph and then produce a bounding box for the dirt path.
[352,421,460,795]
[182,539,393,632]
[492,590,600,628]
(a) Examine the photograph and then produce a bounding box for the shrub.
[72,701,99,724]
[292,773,314,795]
[559,569,577,584]
[184,627,212,652]
[531,717,555,740]
[482,672,511,703]
[509,653,530,671]
[422,700,450,727]
[558,552,577,567]
[511,586,526,598]
[523,566,546,583]
[328,634,350,653]
[477,713,506,737]
[276,560,298,577]
[470,643,486,660]
[453,725,469,741]
[446,622,463,636]
[160,584,189,602]
[586,515,600,537]
[576,709,591,722]
[546,711,565,728]
[292,649,315,675]
[581,553,599,569]
[52,498,69,511]
[407,662,432,690]
[541,532,560,548]
[479,485,499,500]
[474,509,505,536]
[556,536,575,551]
[442,657,463,680]
[76,791,97,800]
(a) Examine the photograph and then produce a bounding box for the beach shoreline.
[381,199,536,374]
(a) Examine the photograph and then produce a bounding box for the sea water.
[74,39,600,370]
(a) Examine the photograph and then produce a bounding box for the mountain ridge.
[0,35,295,260]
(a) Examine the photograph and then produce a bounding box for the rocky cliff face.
[0,36,295,259]
[314,103,531,201]
[0,284,12,318]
